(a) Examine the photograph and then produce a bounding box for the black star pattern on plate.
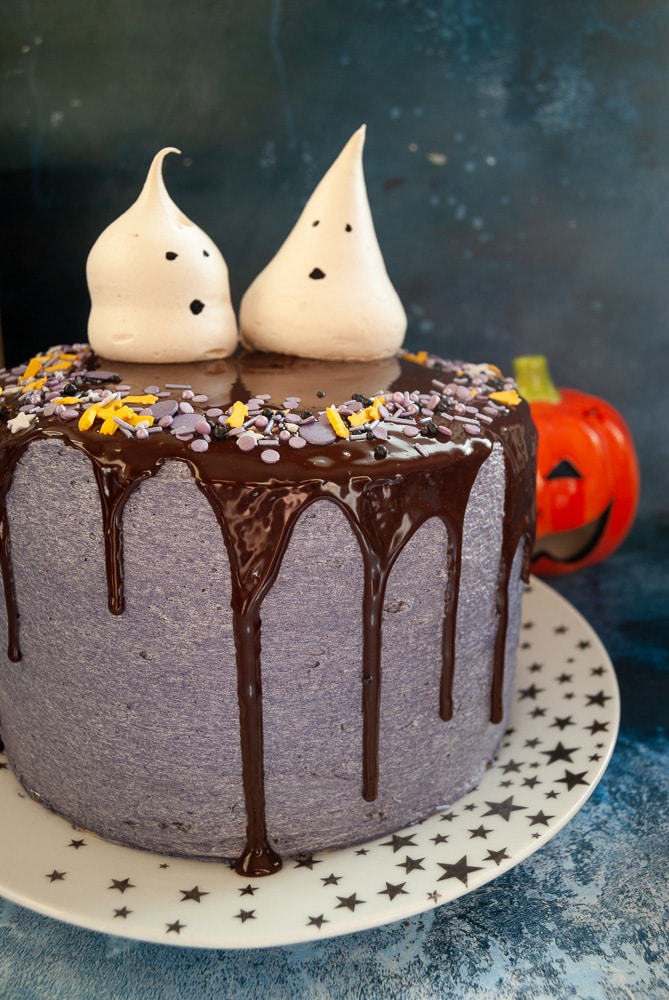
[379,881,409,900]
[235,909,256,923]
[542,742,579,764]
[437,855,483,886]
[307,914,329,929]
[294,856,322,870]
[381,833,418,852]
[585,719,610,735]
[518,683,544,701]
[431,833,449,845]
[239,884,258,896]
[320,873,342,886]
[180,885,209,903]
[426,890,442,903]
[46,870,66,882]
[522,775,541,789]
[166,920,185,934]
[68,839,86,849]
[501,759,524,774]
[109,878,135,893]
[113,906,132,919]
[551,716,575,730]
[481,796,526,821]
[556,770,589,791]
[336,893,365,911]
[355,848,369,856]
[468,825,493,840]
[484,848,510,866]
[586,690,613,708]
[527,810,554,827]
[396,855,425,874]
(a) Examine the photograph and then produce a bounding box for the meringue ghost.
[240,126,407,361]
[87,148,238,363]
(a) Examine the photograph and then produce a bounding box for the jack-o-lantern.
[513,355,639,576]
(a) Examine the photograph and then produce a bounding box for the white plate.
[0,577,619,948]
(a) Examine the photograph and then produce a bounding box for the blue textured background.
[0,2,667,996]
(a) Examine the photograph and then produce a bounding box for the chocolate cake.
[0,132,536,875]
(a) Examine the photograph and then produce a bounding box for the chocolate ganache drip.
[0,346,536,874]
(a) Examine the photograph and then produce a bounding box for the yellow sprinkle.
[23,378,47,392]
[326,405,350,439]
[44,362,73,372]
[99,415,120,435]
[59,352,79,360]
[121,394,159,406]
[367,395,386,421]
[403,350,429,366]
[51,396,81,406]
[20,357,43,382]
[348,409,370,428]
[226,400,249,428]
[489,389,522,407]
[78,404,100,431]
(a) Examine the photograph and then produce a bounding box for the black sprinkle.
[262,407,273,418]
[211,423,228,440]
[190,300,205,315]
[300,409,313,419]
[425,422,438,437]
[362,674,373,685]
[165,252,178,260]
[374,445,388,460]
[316,390,326,398]
[309,268,326,280]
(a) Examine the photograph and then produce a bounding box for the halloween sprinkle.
[0,345,523,464]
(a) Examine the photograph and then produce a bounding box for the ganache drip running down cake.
[0,129,537,876]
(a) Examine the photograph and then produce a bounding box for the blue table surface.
[0,516,666,1000]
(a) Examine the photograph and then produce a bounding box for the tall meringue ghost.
[240,126,407,361]
[87,148,238,363]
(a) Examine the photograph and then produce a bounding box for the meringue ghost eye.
[312,220,320,227]
[166,251,178,260]
[345,224,352,232]
[546,459,583,481]
[203,249,210,257]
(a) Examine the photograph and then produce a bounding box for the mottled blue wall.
[1,0,667,517]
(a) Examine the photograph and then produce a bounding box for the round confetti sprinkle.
[260,448,281,464]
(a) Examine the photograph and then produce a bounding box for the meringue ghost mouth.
[533,502,613,564]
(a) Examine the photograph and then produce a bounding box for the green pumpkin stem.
[513,355,561,404]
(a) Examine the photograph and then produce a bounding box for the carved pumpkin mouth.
[533,502,613,565]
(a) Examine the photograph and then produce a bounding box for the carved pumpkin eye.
[546,459,583,481]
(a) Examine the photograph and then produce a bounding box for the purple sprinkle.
[159,414,173,428]
[278,429,291,443]
[148,399,179,420]
[236,433,257,452]
[194,418,211,435]
[437,424,453,437]
[170,412,203,433]
[254,415,269,431]
[179,401,195,414]
[283,412,302,424]
[43,403,56,417]
[144,384,160,394]
[190,438,209,453]
[464,423,481,435]
[260,448,281,464]
[192,394,208,404]
[205,407,223,418]
[372,425,388,441]
[288,435,306,449]
[402,425,420,438]
[136,427,150,441]
[165,383,192,390]
[299,421,337,446]
[414,443,429,458]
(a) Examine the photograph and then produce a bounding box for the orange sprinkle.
[226,401,249,428]
[489,389,522,407]
[326,405,350,439]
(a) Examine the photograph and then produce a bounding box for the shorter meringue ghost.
[240,126,407,361]
[87,148,238,363]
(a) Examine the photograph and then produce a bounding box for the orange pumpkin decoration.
[513,355,640,576]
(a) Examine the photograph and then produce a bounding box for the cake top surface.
[0,345,528,482]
